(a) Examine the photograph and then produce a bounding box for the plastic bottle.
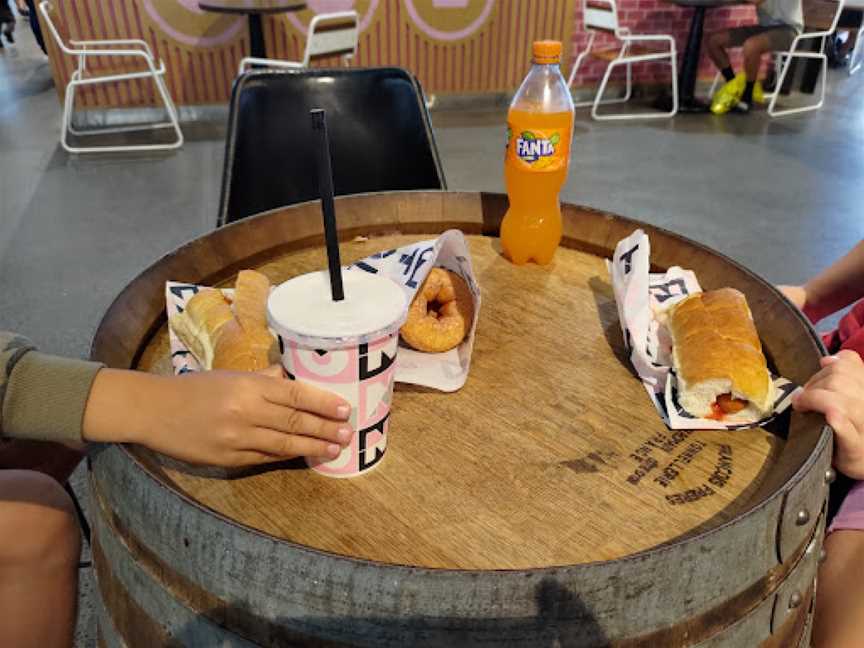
[501,40,575,265]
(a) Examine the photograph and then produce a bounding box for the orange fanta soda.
[501,40,575,265]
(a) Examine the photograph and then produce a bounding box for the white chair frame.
[707,0,845,117]
[567,0,678,120]
[239,11,359,74]
[39,1,182,154]
[846,4,864,74]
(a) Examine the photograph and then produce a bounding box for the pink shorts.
[829,480,864,533]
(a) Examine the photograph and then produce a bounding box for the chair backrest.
[217,67,447,227]
[582,0,620,33]
[38,1,74,55]
[302,11,359,66]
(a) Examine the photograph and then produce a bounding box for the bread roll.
[169,289,234,369]
[212,320,275,372]
[169,271,275,371]
[234,269,270,331]
[666,288,774,420]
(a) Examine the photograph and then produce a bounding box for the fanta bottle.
[501,40,575,265]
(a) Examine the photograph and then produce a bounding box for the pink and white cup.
[267,270,407,478]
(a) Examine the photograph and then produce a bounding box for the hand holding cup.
[82,365,353,467]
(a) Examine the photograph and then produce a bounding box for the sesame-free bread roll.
[212,270,274,371]
[233,269,271,331]
[169,289,234,369]
[169,271,275,372]
[666,288,775,420]
[212,320,275,372]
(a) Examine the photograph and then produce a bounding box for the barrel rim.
[89,190,831,573]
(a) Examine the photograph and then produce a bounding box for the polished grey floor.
[1,21,863,647]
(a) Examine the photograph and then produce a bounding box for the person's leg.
[0,0,14,41]
[706,29,735,79]
[0,470,81,648]
[737,31,778,108]
[814,530,864,647]
[24,0,44,53]
[741,33,773,83]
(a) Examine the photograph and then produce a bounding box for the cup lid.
[267,270,407,348]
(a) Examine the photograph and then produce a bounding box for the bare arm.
[780,240,864,323]
[83,366,353,467]
[0,331,352,467]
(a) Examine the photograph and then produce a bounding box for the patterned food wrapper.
[165,229,481,392]
[608,229,798,430]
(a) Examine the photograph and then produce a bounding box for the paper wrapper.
[165,229,481,392]
[609,229,797,430]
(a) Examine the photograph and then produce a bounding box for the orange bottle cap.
[533,40,562,64]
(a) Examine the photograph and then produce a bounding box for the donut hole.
[427,299,446,319]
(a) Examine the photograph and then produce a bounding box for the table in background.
[663,0,747,112]
[198,0,306,59]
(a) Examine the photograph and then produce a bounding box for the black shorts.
[726,25,797,50]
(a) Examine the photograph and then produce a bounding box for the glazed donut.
[401,268,474,353]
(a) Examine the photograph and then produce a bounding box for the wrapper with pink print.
[267,270,407,478]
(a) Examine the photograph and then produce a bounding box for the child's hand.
[793,350,864,479]
[83,366,353,467]
[778,285,807,311]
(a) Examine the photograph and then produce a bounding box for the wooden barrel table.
[90,192,832,647]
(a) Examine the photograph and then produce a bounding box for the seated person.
[0,331,353,646]
[780,239,864,647]
[0,0,14,46]
[706,0,804,114]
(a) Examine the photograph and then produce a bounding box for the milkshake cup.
[267,270,407,477]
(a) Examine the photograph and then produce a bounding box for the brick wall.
[568,1,761,87]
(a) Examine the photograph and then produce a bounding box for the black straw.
[310,109,344,302]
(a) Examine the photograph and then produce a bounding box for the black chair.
[217,67,447,227]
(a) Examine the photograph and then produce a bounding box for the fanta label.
[505,121,570,172]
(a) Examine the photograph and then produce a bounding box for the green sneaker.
[753,80,765,104]
[710,74,745,115]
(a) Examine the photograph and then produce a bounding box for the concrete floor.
[1,20,863,648]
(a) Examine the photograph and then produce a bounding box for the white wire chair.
[707,0,845,117]
[38,1,182,154]
[847,3,864,74]
[567,0,678,120]
[238,11,359,74]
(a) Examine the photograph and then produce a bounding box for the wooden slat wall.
[43,0,576,109]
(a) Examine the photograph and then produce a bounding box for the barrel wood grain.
[139,233,785,569]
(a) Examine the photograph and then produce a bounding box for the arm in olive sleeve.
[0,331,103,443]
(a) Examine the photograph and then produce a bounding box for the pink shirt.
[820,299,864,358]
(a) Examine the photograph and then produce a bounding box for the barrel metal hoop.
[775,426,832,564]
[771,506,826,635]
[91,480,335,647]
[616,523,814,647]
[92,468,818,648]
[92,535,179,647]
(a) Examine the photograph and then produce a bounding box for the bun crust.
[169,272,275,372]
[667,288,774,418]
[169,289,234,369]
